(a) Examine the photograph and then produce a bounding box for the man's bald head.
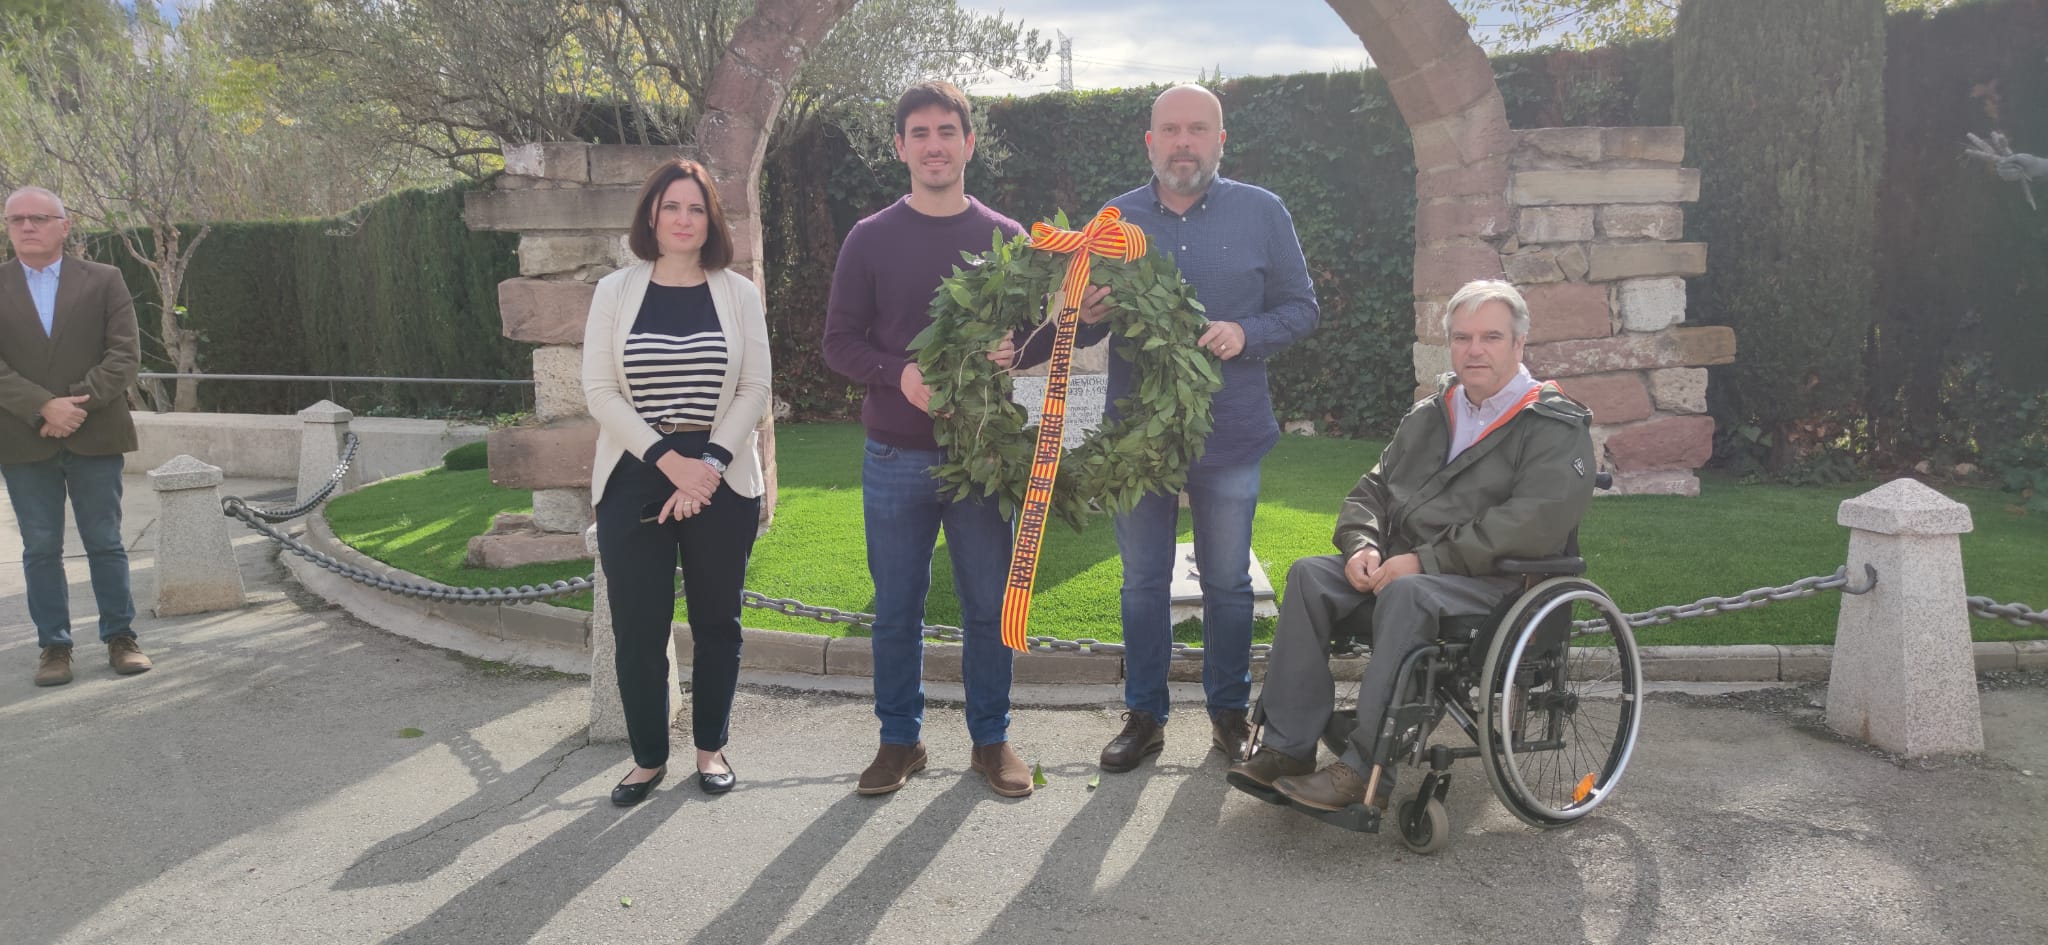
[1146,85,1226,201]
[1151,84,1222,128]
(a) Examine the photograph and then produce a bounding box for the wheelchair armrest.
[1494,555,1586,576]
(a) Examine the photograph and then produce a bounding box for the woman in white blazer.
[583,159,772,806]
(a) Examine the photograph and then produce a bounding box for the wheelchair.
[1232,499,1645,854]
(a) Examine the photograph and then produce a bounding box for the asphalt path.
[3,476,2044,945]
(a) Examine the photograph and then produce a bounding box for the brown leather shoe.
[1225,747,1316,789]
[970,742,1033,798]
[1099,710,1165,773]
[856,741,927,796]
[34,644,72,687]
[107,636,151,676]
[1273,761,1390,812]
[1210,709,1253,763]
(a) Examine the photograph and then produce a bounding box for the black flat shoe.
[697,752,736,795]
[610,766,665,807]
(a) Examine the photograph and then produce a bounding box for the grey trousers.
[1258,555,1518,771]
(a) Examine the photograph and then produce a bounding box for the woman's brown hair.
[627,158,734,269]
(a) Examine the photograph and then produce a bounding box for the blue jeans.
[2,450,134,648]
[1116,460,1262,721]
[861,438,1014,747]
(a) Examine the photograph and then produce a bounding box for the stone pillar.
[1826,479,1983,757]
[1413,126,1731,497]
[297,400,361,506]
[147,455,246,616]
[585,524,681,743]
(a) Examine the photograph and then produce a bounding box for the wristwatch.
[699,454,728,475]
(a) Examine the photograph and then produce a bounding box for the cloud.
[963,0,1373,95]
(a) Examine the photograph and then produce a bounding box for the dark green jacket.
[1334,371,1596,577]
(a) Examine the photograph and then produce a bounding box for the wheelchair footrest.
[1226,772,1384,832]
[1225,771,1292,807]
[1298,801,1383,834]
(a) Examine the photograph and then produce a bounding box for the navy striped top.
[624,282,727,427]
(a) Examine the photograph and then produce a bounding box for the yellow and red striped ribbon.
[1000,208,1148,651]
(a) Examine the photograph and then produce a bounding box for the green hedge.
[86,182,525,416]
[1675,0,1888,470]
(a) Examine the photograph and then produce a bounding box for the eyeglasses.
[4,214,65,228]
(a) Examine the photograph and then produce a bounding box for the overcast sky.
[960,0,1531,96]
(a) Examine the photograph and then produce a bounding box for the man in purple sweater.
[823,81,1042,798]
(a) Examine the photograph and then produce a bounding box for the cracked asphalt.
[3,476,2046,945]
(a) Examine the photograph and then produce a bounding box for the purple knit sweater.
[823,196,1024,450]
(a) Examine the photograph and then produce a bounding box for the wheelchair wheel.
[1477,577,1644,829]
[1321,656,1365,756]
[1396,796,1450,854]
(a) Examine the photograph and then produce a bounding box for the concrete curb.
[290,509,2043,685]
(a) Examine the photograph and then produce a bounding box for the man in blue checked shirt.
[1080,84,1320,774]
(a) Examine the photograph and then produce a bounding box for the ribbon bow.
[999,208,1149,651]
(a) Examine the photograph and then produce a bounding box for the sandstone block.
[1411,103,1513,172]
[1528,327,1734,378]
[1414,242,1504,297]
[1556,244,1590,281]
[1648,368,1709,414]
[465,523,591,569]
[1618,277,1687,332]
[1513,169,1701,206]
[532,345,587,422]
[1413,342,1451,385]
[1417,156,1510,201]
[1415,298,1448,345]
[502,142,590,182]
[532,488,592,533]
[1416,196,1511,239]
[1587,242,1708,281]
[1605,415,1715,472]
[1599,204,1684,241]
[488,421,597,491]
[1504,250,1564,284]
[1517,206,1595,244]
[1386,48,1499,123]
[1521,281,1611,343]
[465,187,641,232]
[1601,127,1685,164]
[519,235,616,278]
[1560,372,1652,425]
[1518,127,1604,163]
[498,278,595,345]
[1606,470,1700,496]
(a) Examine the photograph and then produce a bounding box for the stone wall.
[465,143,682,532]
[1412,126,1733,496]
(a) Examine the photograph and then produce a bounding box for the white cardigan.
[581,262,772,506]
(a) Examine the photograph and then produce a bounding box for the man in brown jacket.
[1,186,146,686]
[1228,279,1596,813]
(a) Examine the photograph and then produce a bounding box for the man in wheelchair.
[1229,279,1597,817]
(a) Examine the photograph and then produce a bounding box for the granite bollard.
[297,400,362,507]
[148,455,246,615]
[1825,479,1983,756]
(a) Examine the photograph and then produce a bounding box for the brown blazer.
[0,255,140,463]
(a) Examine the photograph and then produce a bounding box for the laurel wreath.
[907,223,1222,530]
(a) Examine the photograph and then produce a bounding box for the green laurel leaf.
[916,221,1221,530]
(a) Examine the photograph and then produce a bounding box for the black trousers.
[595,448,760,770]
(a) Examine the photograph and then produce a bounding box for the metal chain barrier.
[1574,563,1879,635]
[227,432,361,523]
[235,439,2048,653]
[1968,596,2048,629]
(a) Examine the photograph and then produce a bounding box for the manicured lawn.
[325,421,2047,646]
